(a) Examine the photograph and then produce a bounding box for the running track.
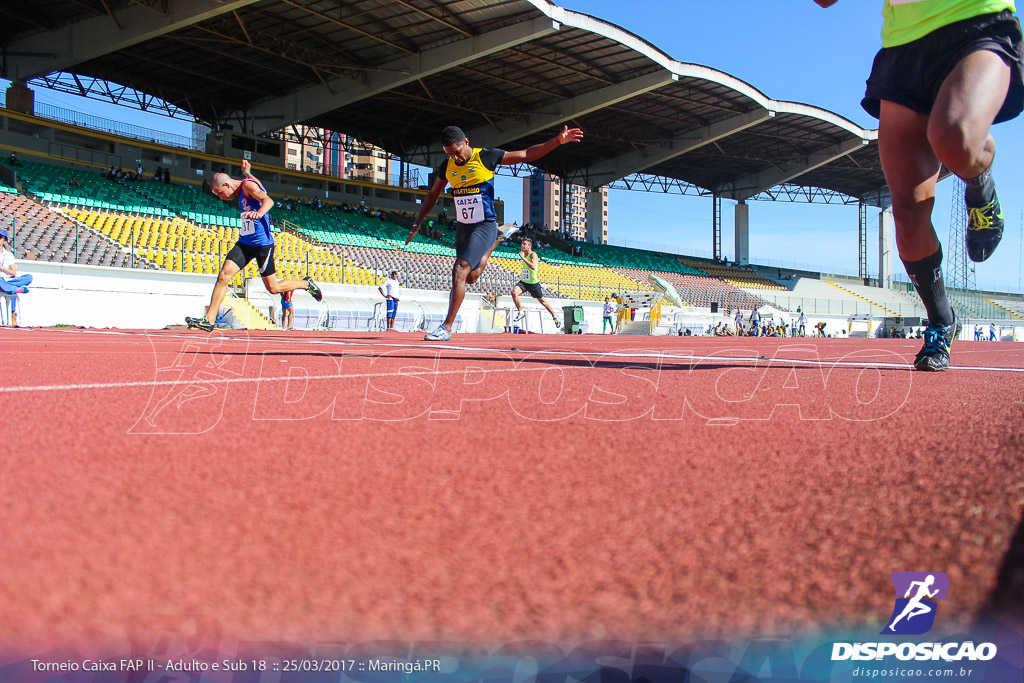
[0,328,1021,659]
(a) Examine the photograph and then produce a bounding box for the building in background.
[280,126,397,184]
[282,125,323,174]
[523,170,608,243]
[343,138,394,185]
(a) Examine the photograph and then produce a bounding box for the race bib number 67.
[455,195,483,224]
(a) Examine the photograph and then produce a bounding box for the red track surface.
[1,328,1022,653]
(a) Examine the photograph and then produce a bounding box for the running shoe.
[185,316,215,332]
[424,324,451,341]
[498,224,520,241]
[512,309,525,323]
[966,192,1004,262]
[554,317,562,331]
[304,276,323,302]
[913,315,961,372]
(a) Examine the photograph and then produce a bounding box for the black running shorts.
[515,280,545,299]
[454,220,497,271]
[226,241,276,276]
[863,10,1024,123]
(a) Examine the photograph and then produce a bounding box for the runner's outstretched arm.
[500,125,583,165]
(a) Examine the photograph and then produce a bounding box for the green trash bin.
[562,305,584,334]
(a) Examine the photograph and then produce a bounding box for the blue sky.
[8,0,1024,292]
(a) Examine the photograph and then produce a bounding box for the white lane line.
[5,327,1024,377]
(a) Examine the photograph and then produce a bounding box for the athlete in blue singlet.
[407,124,583,341]
[186,161,322,331]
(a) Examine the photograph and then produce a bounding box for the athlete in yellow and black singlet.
[439,147,504,229]
[434,146,505,274]
[407,124,583,341]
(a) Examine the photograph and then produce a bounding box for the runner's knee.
[890,196,934,235]
[927,120,991,173]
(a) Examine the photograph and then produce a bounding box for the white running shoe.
[498,224,520,241]
[424,324,451,341]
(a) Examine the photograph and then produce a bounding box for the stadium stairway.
[614,266,777,311]
[226,295,277,330]
[617,320,653,335]
[983,298,1024,320]
[825,281,899,317]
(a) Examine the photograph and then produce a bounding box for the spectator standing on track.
[814,0,1022,370]
[734,309,744,335]
[615,294,630,332]
[407,124,582,341]
[798,310,807,337]
[511,237,561,332]
[378,269,401,331]
[280,289,294,330]
[186,159,322,331]
[603,296,615,334]
[990,321,998,340]
[749,308,761,337]
[975,324,983,340]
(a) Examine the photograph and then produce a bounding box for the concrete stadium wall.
[8,260,616,334]
[7,260,1023,341]
[7,261,213,328]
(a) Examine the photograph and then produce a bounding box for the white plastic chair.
[0,291,19,326]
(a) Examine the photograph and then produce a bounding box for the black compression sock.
[901,248,954,327]
[962,166,995,206]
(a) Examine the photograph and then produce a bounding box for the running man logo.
[881,572,949,635]
[130,332,248,435]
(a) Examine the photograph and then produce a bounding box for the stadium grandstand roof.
[1,0,889,205]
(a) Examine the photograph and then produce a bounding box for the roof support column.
[712,194,722,261]
[858,201,868,280]
[585,188,606,244]
[879,207,894,289]
[735,200,749,266]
